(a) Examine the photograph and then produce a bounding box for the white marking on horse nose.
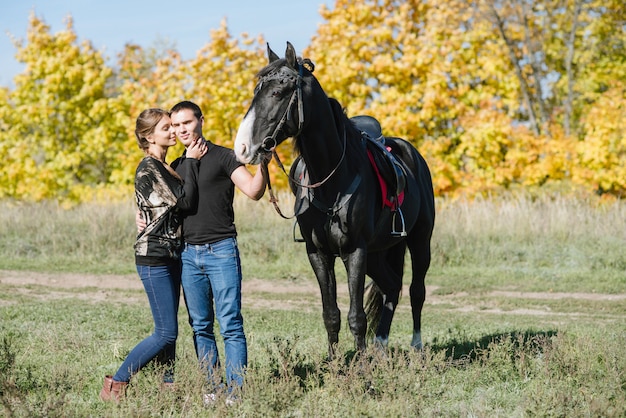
[234,109,256,163]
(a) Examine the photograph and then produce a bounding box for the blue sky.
[0,0,332,87]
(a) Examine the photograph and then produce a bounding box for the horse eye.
[271,90,280,97]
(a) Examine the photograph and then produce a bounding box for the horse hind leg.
[365,243,405,348]
[407,224,433,350]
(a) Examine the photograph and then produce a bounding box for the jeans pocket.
[210,238,238,259]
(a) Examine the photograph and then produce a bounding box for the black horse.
[234,42,435,357]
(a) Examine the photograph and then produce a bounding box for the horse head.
[234,42,314,165]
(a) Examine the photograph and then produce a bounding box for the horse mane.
[327,97,365,150]
[327,97,346,131]
[256,58,286,79]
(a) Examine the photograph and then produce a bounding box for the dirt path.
[0,269,320,294]
[2,269,625,302]
[3,269,626,322]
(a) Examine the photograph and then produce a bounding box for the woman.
[100,108,206,401]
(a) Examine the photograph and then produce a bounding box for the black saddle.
[351,115,384,143]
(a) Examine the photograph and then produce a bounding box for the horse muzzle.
[234,142,269,166]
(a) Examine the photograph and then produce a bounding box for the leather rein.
[257,63,347,219]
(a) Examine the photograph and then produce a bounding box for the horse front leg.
[342,245,368,352]
[307,250,340,358]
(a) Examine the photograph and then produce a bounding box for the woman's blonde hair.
[135,108,169,150]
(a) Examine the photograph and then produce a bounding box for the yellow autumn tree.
[306,0,522,195]
[477,0,625,192]
[568,0,626,195]
[1,2,624,201]
[0,13,126,201]
[306,0,626,197]
[574,82,626,195]
[176,21,293,187]
[106,42,188,187]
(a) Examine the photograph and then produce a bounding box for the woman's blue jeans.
[113,263,181,383]
[181,238,247,390]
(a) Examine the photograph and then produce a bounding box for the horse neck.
[299,104,340,161]
[297,125,356,198]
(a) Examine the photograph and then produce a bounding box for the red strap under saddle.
[366,148,405,210]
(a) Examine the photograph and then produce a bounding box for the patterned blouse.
[133,156,200,266]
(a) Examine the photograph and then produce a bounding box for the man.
[169,100,266,401]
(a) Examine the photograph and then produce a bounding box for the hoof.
[411,331,423,350]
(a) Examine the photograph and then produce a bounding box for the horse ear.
[301,58,315,73]
[285,41,297,69]
[267,43,280,63]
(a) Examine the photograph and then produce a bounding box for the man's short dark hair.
[170,101,202,120]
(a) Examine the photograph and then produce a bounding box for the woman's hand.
[186,138,207,160]
[136,210,146,233]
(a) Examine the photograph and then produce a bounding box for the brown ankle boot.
[99,375,128,402]
[161,381,175,391]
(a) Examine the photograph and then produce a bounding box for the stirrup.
[391,208,407,237]
[293,220,306,242]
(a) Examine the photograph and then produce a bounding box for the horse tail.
[364,280,383,339]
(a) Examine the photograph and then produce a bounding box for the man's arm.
[231,165,266,201]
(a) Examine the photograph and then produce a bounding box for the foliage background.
[0,0,625,202]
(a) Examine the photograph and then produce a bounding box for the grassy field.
[1,193,625,416]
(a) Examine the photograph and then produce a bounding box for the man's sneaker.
[203,393,217,407]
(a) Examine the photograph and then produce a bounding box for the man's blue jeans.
[113,263,180,383]
[181,238,247,390]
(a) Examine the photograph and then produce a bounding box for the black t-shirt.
[172,141,243,245]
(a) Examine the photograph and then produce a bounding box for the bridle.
[259,63,305,153]
[256,62,347,219]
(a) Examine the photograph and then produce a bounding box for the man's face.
[171,108,203,147]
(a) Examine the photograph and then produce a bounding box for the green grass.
[1,192,624,293]
[1,193,625,416]
[1,280,625,416]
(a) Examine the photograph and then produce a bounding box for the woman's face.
[148,115,176,147]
